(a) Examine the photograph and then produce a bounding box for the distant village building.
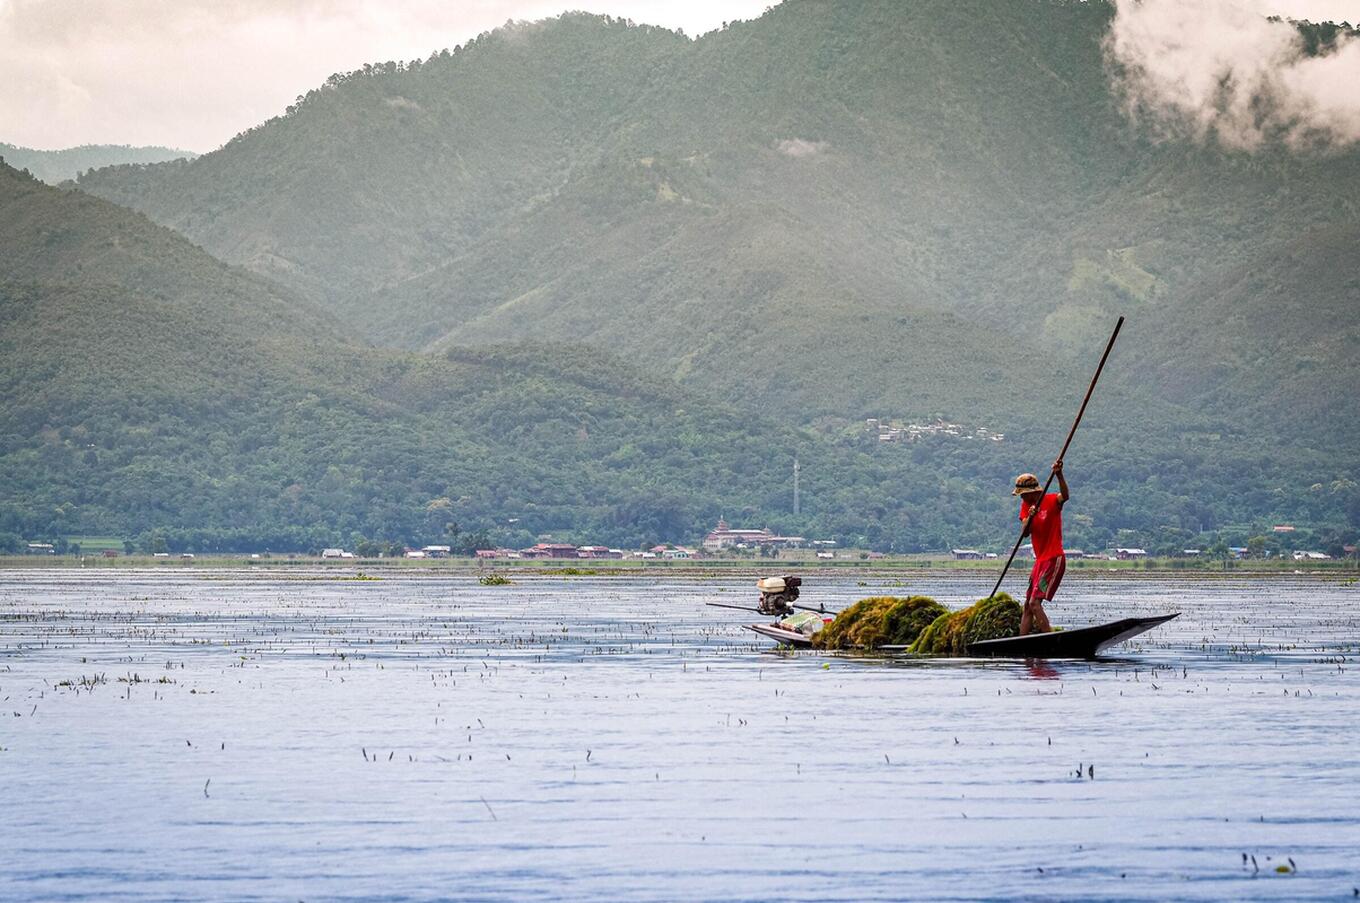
[951,549,984,560]
[1115,548,1148,560]
[1293,550,1332,561]
[867,417,1003,444]
[421,545,451,558]
[26,542,55,554]
[1272,525,1296,533]
[701,518,806,552]
[474,548,523,560]
[522,543,579,559]
[577,546,624,560]
[321,548,345,559]
[702,519,768,551]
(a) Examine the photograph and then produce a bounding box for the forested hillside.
[3,162,1355,555]
[0,143,195,185]
[0,162,818,551]
[10,0,1358,552]
[75,0,1360,439]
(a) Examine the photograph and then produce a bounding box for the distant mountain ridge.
[73,0,1360,446]
[12,160,1098,553]
[0,161,815,550]
[0,142,196,185]
[7,161,1351,553]
[8,0,1356,551]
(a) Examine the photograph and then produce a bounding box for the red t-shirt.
[1020,493,1064,561]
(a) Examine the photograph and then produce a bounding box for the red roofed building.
[522,542,579,559]
[702,517,776,551]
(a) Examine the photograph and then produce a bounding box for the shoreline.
[1,555,1354,580]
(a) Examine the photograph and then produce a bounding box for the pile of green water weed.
[813,596,948,651]
[909,593,1022,654]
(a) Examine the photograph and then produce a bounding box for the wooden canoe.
[746,613,1179,658]
[964,613,1179,658]
[745,623,815,647]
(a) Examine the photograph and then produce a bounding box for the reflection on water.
[1,570,1357,900]
[1024,658,1062,680]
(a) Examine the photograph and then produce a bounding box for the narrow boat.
[746,612,1179,658]
[744,610,827,648]
[745,622,816,647]
[963,613,1179,658]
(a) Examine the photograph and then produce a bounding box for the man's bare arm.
[1053,459,1070,505]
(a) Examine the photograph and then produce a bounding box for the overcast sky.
[2,0,1356,152]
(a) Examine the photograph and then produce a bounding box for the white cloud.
[1105,0,1360,151]
[0,0,771,151]
[3,0,1355,153]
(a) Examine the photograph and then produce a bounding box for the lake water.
[2,569,1358,900]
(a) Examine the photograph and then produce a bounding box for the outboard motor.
[756,575,802,616]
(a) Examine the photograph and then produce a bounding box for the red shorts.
[1028,554,1066,602]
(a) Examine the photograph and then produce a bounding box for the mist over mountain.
[11,0,1358,551]
[0,142,196,185]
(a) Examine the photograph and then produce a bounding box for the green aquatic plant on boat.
[909,593,1022,655]
[812,596,948,651]
[882,596,953,646]
[478,574,513,586]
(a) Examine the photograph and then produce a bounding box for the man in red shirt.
[1013,460,1070,635]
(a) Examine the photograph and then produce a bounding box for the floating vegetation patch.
[813,596,948,651]
[478,574,513,586]
[909,593,1022,655]
[55,673,108,691]
[271,572,382,581]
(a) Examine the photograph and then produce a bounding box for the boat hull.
[964,613,1179,658]
[745,623,814,647]
[746,613,1180,657]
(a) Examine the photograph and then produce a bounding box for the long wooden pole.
[989,316,1125,600]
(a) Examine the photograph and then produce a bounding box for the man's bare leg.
[1021,596,1052,635]
[1032,598,1052,633]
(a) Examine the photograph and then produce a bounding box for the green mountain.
[0,162,831,551]
[74,1,1360,443]
[12,1,1359,553]
[3,162,1355,554]
[0,143,196,185]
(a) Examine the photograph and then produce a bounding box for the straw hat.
[1012,473,1041,496]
